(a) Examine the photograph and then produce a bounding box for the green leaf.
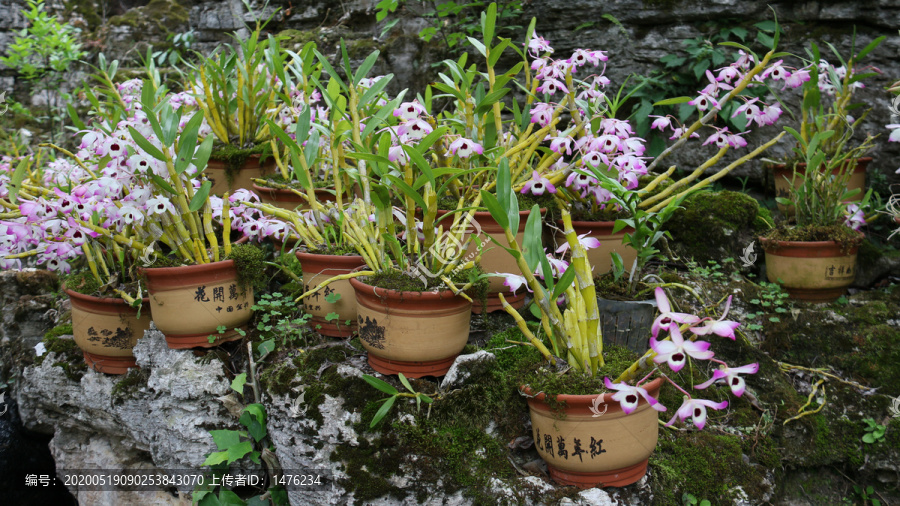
[551,265,576,299]
[209,429,242,451]
[481,2,497,44]
[480,191,508,230]
[362,374,399,395]
[863,433,875,444]
[231,373,247,395]
[128,126,166,162]
[189,180,212,212]
[653,96,692,107]
[240,404,267,442]
[325,312,339,321]
[359,73,393,108]
[370,396,396,428]
[7,158,27,204]
[150,173,177,194]
[192,136,215,173]
[354,50,380,85]
[325,292,342,303]
[523,205,543,273]
[855,36,885,62]
[256,339,275,356]
[224,440,254,464]
[467,37,487,57]
[202,451,230,467]
[398,373,415,394]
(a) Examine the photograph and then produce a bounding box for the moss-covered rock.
[665,190,762,262]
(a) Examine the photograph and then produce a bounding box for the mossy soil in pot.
[520,343,641,398]
[363,266,488,299]
[764,224,862,246]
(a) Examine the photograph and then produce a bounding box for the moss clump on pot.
[228,243,268,294]
[665,190,760,261]
[210,142,273,186]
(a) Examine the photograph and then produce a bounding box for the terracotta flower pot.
[349,273,471,378]
[207,154,275,196]
[143,260,254,348]
[556,220,637,275]
[760,234,861,302]
[64,287,152,375]
[772,157,870,215]
[251,183,337,211]
[521,377,664,488]
[296,251,365,338]
[436,209,537,313]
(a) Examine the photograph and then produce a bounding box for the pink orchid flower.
[651,325,714,373]
[844,204,865,231]
[666,396,728,430]
[555,233,601,255]
[521,171,556,196]
[501,273,532,296]
[448,137,484,158]
[604,377,667,415]
[695,363,759,397]
[688,296,741,339]
[651,287,701,338]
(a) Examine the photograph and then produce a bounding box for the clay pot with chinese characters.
[207,154,275,196]
[435,209,539,314]
[142,260,254,348]
[555,220,637,275]
[64,286,152,374]
[349,271,471,378]
[760,233,861,302]
[520,378,664,488]
[295,251,365,337]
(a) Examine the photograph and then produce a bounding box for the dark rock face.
[1,0,898,186]
[0,270,59,351]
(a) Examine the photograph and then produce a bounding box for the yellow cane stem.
[294,270,375,303]
[81,243,102,284]
[641,147,729,208]
[639,166,677,196]
[222,193,233,257]
[646,132,787,213]
[498,292,555,363]
[203,204,219,262]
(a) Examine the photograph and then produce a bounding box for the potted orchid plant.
[760,127,870,302]
[768,36,884,214]
[484,162,758,488]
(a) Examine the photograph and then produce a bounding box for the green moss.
[650,431,769,504]
[108,0,188,33]
[753,206,774,231]
[228,243,268,294]
[35,323,86,381]
[521,343,641,397]
[62,270,102,296]
[665,190,759,261]
[110,368,149,403]
[210,142,273,184]
[277,29,322,50]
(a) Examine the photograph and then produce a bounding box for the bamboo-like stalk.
[640,147,729,208]
[222,192,233,257]
[294,270,375,303]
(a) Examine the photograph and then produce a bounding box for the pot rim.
[348,267,464,301]
[769,156,872,172]
[63,284,151,306]
[519,376,665,406]
[141,258,236,275]
[758,230,864,250]
[295,250,366,263]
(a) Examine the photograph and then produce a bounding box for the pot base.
[368,353,459,379]
[548,459,649,489]
[472,291,526,314]
[781,285,847,303]
[83,351,138,375]
[164,326,246,349]
[312,317,357,338]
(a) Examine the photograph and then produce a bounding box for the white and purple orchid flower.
[603,377,667,415]
[521,171,557,196]
[666,397,729,430]
[695,363,759,397]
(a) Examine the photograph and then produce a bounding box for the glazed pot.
[772,157,871,215]
[143,260,254,348]
[65,287,152,375]
[296,251,365,338]
[251,183,337,211]
[760,234,861,302]
[436,209,538,314]
[556,220,637,275]
[349,272,471,378]
[521,377,664,488]
[207,153,275,196]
